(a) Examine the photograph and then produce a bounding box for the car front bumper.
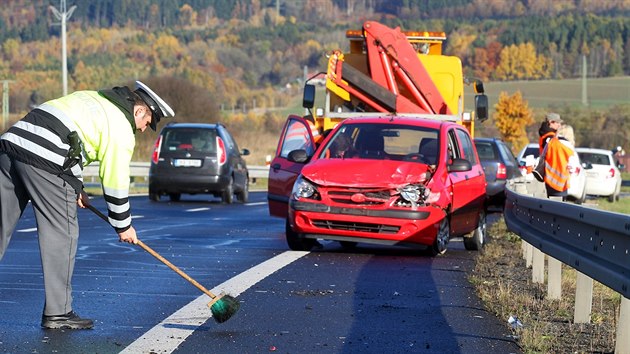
[289,199,445,247]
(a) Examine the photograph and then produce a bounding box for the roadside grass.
[471,219,620,352]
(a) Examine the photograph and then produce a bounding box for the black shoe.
[41,311,94,329]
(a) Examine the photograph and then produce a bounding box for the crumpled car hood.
[302,159,430,188]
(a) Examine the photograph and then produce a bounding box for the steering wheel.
[403,153,431,164]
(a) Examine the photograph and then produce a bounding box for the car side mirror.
[241,148,250,156]
[287,149,309,163]
[303,84,315,109]
[475,94,488,122]
[448,158,472,172]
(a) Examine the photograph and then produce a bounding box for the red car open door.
[267,115,316,218]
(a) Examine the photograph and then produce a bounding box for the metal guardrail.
[504,182,629,298]
[504,179,629,352]
[82,162,270,180]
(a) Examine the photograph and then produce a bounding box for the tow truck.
[267,21,489,254]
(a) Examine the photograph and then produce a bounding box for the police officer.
[0,81,174,329]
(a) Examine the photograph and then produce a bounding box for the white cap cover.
[134,81,175,130]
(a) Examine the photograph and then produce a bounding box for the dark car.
[148,123,249,203]
[473,137,520,208]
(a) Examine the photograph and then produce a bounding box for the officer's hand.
[77,190,90,208]
[118,226,139,244]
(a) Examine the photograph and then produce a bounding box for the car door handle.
[271,163,281,170]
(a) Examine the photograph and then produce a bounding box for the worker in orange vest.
[536,113,578,199]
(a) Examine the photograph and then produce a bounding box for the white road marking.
[245,202,267,206]
[186,208,211,212]
[120,250,309,354]
[16,228,37,233]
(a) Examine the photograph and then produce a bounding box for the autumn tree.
[495,42,553,80]
[493,91,534,153]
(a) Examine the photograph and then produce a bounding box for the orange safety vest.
[543,137,573,192]
[539,132,555,154]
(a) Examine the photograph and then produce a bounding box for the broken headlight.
[292,175,320,200]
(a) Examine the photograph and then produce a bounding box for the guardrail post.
[532,247,545,283]
[616,296,629,354]
[573,271,593,324]
[547,256,562,300]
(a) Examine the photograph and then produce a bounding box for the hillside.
[0,1,629,162]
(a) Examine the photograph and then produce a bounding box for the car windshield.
[162,128,217,153]
[319,123,440,164]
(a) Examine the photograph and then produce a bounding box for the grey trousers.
[0,153,79,316]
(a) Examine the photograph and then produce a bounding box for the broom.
[86,204,240,323]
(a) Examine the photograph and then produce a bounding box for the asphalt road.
[0,192,520,354]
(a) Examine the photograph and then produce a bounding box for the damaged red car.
[267,115,487,255]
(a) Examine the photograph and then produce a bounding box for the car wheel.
[464,210,486,251]
[576,186,586,205]
[285,219,316,251]
[169,193,181,202]
[236,179,249,203]
[607,193,615,203]
[149,190,160,202]
[428,217,450,256]
[222,177,234,204]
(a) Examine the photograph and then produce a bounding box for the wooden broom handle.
[86,204,217,299]
[136,240,217,299]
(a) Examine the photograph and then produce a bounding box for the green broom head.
[209,294,240,323]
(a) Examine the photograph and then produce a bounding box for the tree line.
[0,0,628,161]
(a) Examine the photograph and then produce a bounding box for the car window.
[579,152,611,166]
[455,129,477,164]
[319,123,439,163]
[162,128,217,153]
[474,141,497,161]
[497,142,517,163]
[280,119,315,158]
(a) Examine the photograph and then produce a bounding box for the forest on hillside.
[1,0,629,161]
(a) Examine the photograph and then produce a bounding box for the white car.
[575,147,622,202]
[517,142,588,204]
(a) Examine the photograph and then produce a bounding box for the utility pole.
[50,0,77,96]
[1,80,15,131]
[581,55,588,107]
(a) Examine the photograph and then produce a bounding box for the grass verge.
[470,218,621,353]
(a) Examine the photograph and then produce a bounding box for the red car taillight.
[607,167,615,178]
[496,163,507,179]
[151,136,163,164]
[217,136,226,166]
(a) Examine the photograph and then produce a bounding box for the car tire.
[464,210,486,251]
[149,191,160,202]
[285,219,317,251]
[608,193,615,203]
[575,186,586,205]
[222,177,234,204]
[169,193,181,202]
[236,179,249,203]
[428,217,450,256]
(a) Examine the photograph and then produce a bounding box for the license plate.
[173,159,202,167]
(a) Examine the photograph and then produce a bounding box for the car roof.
[341,116,450,129]
[575,147,613,155]
[474,137,503,143]
[162,122,219,129]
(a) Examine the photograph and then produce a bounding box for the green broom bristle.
[210,295,240,323]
